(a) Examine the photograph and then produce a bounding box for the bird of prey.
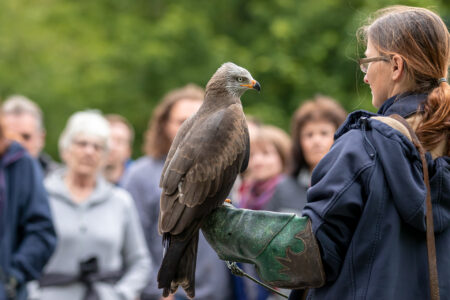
[157,62,261,298]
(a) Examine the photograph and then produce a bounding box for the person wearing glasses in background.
[1,95,61,176]
[0,103,56,300]
[33,110,151,300]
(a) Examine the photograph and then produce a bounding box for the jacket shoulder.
[371,116,412,141]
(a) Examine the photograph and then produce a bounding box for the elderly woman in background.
[35,110,151,300]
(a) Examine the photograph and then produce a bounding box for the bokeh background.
[0,0,448,159]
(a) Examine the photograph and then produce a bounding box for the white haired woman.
[34,111,151,300]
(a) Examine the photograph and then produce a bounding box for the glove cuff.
[202,203,325,289]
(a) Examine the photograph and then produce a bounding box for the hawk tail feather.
[158,232,199,299]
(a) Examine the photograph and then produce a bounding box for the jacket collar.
[335,93,428,140]
[377,93,428,118]
[0,142,26,167]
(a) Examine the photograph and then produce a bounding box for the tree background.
[0,0,448,159]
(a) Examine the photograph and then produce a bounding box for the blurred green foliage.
[0,0,448,159]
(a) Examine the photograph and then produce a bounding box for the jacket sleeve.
[10,158,57,284]
[114,190,152,300]
[302,129,375,282]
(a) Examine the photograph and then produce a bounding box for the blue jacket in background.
[0,142,57,300]
[290,94,449,299]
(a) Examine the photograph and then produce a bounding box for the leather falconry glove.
[201,203,325,289]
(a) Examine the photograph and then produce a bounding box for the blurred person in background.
[229,115,262,207]
[103,114,134,186]
[234,124,292,300]
[1,95,61,176]
[122,84,233,300]
[238,124,292,212]
[275,95,347,214]
[0,105,56,300]
[35,110,151,300]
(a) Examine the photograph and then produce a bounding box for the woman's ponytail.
[417,81,450,155]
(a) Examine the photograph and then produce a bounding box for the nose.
[84,145,97,154]
[311,134,323,146]
[363,74,369,84]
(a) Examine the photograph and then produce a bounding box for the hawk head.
[207,62,261,98]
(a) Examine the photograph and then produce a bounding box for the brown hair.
[105,114,135,145]
[291,95,347,176]
[252,125,292,173]
[144,84,204,158]
[358,6,450,155]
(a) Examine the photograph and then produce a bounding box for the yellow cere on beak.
[240,79,256,88]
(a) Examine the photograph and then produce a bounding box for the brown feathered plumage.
[157,62,261,298]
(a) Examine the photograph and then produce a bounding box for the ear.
[390,54,405,81]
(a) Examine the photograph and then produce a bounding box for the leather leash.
[390,114,440,300]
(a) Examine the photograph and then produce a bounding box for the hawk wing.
[159,103,249,235]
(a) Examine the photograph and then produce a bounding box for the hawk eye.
[237,77,244,82]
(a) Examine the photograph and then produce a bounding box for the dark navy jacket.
[290,94,450,299]
[0,142,57,300]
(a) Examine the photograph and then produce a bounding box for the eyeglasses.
[73,140,105,152]
[20,133,32,141]
[358,56,390,73]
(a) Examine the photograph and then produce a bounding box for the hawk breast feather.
[159,103,248,234]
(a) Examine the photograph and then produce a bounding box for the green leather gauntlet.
[201,203,325,289]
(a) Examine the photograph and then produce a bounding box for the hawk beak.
[241,80,261,91]
[252,80,261,92]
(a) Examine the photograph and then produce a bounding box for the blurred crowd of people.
[0,87,347,300]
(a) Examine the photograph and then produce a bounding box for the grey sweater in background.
[35,170,151,300]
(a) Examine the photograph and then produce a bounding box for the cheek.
[166,123,178,142]
[321,135,334,150]
[264,150,283,173]
[249,151,263,166]
[271,156,283,173]
[300,137,313,155]
[63,150,80,168]
[366,63,382,89]
[62,148,73,162]
[119,147,130,159]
